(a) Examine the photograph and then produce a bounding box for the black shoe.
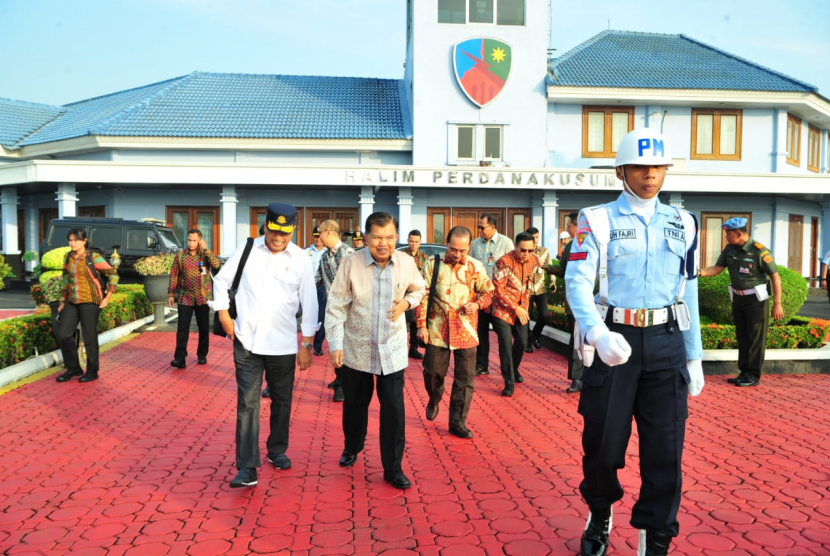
[642,530,672,556]
[229,467,257,488]
[515,374,524,384]
[314,349,324,356]
[327,379,338,389]
[267,453,292,470]
[502,383,514,397]
[533,337,542,349]
[580,510,611,556]
[448,424,474,439]
[524,345,534,353]
[384,472,411,489]
[333,385,345,402]
[56,369,83,382]
[197,357,207,365]
[339,450,357,468]
[262,385,270,398]
[408,348,423,360]
[727,375,743,384]
[170,359,186,369]
[78,372,98,383]
[736,377,759,387]
[566,379,582,393]
[475,366,489,376]
[426,403,439,421]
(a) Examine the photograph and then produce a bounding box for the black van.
[40,217,182,273]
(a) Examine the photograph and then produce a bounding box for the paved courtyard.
[0,330,828,555]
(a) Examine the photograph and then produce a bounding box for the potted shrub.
[0,254,15,290]
[134,252,175,303]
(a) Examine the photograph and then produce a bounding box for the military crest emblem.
[453,38,512,107]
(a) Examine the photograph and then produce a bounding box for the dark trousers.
[233,339,296,469]
[341,366,405,475]
[423,345,476,427]
[732,295,769,382]
[530,293,549,340]
[491,316,528,385]
[174,303,210,360]
[567,313,584,381]
[578,313,688,537]
[59,302,101,374]
[313,285,327,352]
[475,311,493,370]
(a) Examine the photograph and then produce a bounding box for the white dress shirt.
[210,237,318,356]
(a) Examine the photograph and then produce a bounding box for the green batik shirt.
[715,237,778,290]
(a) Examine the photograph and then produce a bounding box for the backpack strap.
[231,238,255,293]
[674,208,699,300]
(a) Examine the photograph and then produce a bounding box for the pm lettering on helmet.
[637,138,665,158]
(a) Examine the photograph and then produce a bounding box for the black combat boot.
[580,508,612,556]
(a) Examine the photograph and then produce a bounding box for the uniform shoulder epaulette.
[753,242,764,250]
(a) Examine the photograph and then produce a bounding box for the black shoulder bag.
[425,254,441,322]
[213,237,255,337]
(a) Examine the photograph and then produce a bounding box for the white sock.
[637,529,647,556]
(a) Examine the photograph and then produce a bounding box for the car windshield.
[158,230,181,251]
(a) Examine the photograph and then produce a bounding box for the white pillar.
[772,109,788,173]
[668,192,684,208]
[359,186,375,232]
[542,191,559,250]
[56,183,77,218]
[1,187,20,255]
[25,204,38,271]
[397,187,413,236]
[220,185,238,257]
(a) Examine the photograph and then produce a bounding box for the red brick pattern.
[1,331,829,555]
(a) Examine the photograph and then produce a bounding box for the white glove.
[687,359,704,397]
[586,328,632,366]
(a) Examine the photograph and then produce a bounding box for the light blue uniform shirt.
[565,194,703,361]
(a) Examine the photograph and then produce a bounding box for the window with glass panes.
[582,106,634,158]
[786,114,801,167]
[438,0,524,25]
[807,125,820,173]
[691,109,742,160]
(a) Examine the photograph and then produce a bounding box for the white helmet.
[614,128,673,167]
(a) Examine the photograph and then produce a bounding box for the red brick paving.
[1,331,829,555]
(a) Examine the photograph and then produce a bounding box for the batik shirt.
[529,246,553,295]
[168,249,221,306]
[404,249,429,274]
[316,241,354,293]
[491,251,538,325]
[62,251,118,305]
[415,254,494,350]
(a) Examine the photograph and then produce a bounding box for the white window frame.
[437,0,525,26]
[448,123,508,165]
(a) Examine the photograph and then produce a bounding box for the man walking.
[566,129,704,556]
[470,213,514,376]
[417,226,494,438]
[316,219,355,402]
[212,202,318,489]
[306,226,327,357]
[326,212,425,489]
[524,226,553,353]
[490,232,538,397]
[403,229,429,360]
[548,211,584,393]
[699,217,783,387]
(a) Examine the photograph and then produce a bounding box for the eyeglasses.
[518,248,534,253]
[477,225,493,230]
[368,235,397,243]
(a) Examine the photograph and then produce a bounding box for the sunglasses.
[518,248,534,253]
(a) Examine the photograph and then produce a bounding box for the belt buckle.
[633,308,647,327]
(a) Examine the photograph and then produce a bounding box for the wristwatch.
[300,341,313,351]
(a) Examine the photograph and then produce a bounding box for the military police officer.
[699,218,783,387]
[566,128,704,556]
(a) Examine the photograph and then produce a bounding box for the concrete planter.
[142,275,169,304]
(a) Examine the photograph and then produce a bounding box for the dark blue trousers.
[313,285,327,352]
[578,312,690,537]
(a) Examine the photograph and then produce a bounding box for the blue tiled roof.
[15,72,406,147]
[0,99,64,147]
[548,31,817,92]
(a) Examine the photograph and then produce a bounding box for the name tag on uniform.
[610,229,635,241]
[664,228,685,241]
[739,267,750,274]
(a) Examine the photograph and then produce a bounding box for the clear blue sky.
[2,0,829,105]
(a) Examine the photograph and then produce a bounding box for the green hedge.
[698,266,807,326]
[0,287,153,368]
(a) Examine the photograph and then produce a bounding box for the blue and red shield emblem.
[453,38,512,108]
